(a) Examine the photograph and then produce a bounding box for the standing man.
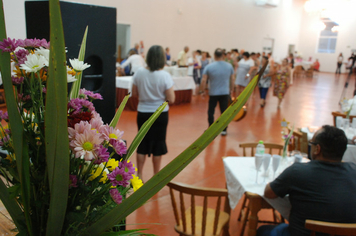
[258,125,356,236]
[200,48,234,136]
[177,46,189,67]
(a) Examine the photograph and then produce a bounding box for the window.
[317,18,338,54]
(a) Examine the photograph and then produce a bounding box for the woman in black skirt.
[132,45,175,180]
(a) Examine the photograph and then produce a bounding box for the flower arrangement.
[280,119,294,158]
[0,0,263,235]
[0,36,147,234]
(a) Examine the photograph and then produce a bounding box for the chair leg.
[272,209,277,223]
[238,195,247,221]
[240,207,250,236]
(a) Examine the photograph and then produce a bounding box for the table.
[116,76,195,111]
[223,157,292,236]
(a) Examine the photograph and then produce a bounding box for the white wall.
[297,1,356,73]
[3,0,303,62]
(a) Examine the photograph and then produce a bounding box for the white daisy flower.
[66,66,77,83]
[69,58,91,72]
[20,53,47,73]
[34,47,50,66]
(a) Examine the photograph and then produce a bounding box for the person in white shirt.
[132,45,175,181]
[235,52,257,97]
[177,46,189,67]
[119,50,146,75]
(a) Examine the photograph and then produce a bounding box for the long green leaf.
[0,1,30,234]
[0,179,26,232]
[81,65,267,235]
[109,94,130,128]
[45,0,70,235]
[69,26,88,99]
[124,102,167,160]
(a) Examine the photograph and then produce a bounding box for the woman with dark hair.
[258,56,274,107]
[234,51,257,97]
[273,58,291,108]
[132,45,175,180]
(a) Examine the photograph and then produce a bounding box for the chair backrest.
[167,181,230,236]
[305,219,356,236]
[331,111,356,127]
[239,142,283,156]
[287,126,308,154]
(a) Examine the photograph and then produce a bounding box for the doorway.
[262,38,274,55]
[288,44,295,55]
[116,23,131,62]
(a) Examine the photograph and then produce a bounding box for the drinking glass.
[343,119,350,130]
[262,154,271,182]
[255,154,264,184]
[272,155,281,179]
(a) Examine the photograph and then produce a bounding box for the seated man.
[258,125,356,236]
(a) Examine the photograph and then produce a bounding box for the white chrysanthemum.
[69,58,91,72]
[34,47,50,66]
[20,54,47,73]
[66,66,77,83]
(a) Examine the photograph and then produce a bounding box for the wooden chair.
[239,142,283,156]
[237,143,284,236]
[305,219,356,236]
[306,67,313,78]
[293,65,305,78]
[287,126,308,154]
[331,111,356,127]
[167,181,231,236]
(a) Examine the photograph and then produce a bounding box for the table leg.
[248,197,263,236]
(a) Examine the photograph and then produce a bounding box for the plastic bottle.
[256,140,265,155]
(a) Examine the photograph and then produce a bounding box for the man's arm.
[200,74,208,94]
[264,183,278,199]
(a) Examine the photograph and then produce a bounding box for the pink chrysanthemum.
[119,160,136,176]
[69,175,78,188]
[107,166,132,187]
[0,37,19,52]
[0,111,9,121]
[0,135,10,146]
[100,125,124,141]
[17,38,43,49]
[79,88,103,100]
[12,76,25,85]
[71,129,104,161]
[109,139,127,156]
[68,98,95,115]
[68,121,92,141]
[93,145,110,164]
[14,49,30,65]
[90,116,104,131]
[109,188,123,205]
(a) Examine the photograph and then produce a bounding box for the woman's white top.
[120,54,146,74]
[133,68,174,112]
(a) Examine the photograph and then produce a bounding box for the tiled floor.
[0,72,353,235]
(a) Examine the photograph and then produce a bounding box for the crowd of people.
[173,46,294,109]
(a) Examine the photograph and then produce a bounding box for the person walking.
[132,45,175,181]
[258,56,273,107]
[273,58,291,108]
[336,53,343,74]
[200,48,234,136]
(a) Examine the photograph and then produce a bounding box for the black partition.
[25,1,117,124]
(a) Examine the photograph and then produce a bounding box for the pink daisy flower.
[90,116,104,132]
[109,188,123,205]
[68,121,92,140]
[107,166,132,187]
[119,160,136,176]
[100,125,124,141]
[110,139,127,156]
[93,145,110,164]
[71,129,104,161]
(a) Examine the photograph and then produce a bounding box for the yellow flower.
[88,166,108,183]
[5,154,14,163]
[106,159,119,171]
[131,175,143,192]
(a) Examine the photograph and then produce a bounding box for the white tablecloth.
[223,157,291,220]
[294,61,313,70]
[115,76,195,94]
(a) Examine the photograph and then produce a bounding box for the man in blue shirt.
[200,48,234,136]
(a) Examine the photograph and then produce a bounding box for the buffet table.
[116,76,195,111]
